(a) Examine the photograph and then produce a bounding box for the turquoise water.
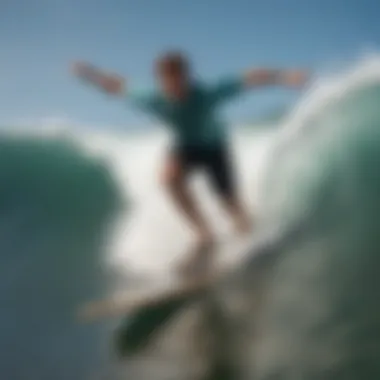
[0,134,126,379]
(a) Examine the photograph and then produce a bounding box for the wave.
[2,54,380,379]
[0,131,124,380]
[250,57,380,380]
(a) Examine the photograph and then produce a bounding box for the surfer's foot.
[177,232,216,277]
[222,196,252,237]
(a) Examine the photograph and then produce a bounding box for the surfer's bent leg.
[161,147,214,246]
[206,144,252,235]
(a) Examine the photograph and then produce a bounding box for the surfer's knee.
[161,160,184,192]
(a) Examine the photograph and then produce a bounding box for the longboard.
[78,234,253,323]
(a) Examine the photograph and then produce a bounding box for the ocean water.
[1,55,380,379]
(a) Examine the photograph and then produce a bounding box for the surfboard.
[78,234,253,323]
[76,225,292,356]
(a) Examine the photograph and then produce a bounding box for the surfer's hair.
[156,51,189,76]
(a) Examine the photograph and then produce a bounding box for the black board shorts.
[170,143,236,197]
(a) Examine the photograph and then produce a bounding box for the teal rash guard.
[127,77,246,148]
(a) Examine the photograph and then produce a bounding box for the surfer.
[71,52,308,271]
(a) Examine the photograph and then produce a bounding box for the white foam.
[103,129,271,275]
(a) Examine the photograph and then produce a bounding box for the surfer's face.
[155,52,190,100]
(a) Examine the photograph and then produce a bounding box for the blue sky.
[0,0,379,129]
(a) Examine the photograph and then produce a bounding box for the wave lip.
[0,132,122,233]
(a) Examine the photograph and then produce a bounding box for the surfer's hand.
[281,70,309,88]
[71,61,98,82]
[243,68,309,88]
[71,61,125,95]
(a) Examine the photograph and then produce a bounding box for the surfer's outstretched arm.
[71,61,160,114]
[209,68,309,105]
[243,68,309,89]
[71,61,126,96]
